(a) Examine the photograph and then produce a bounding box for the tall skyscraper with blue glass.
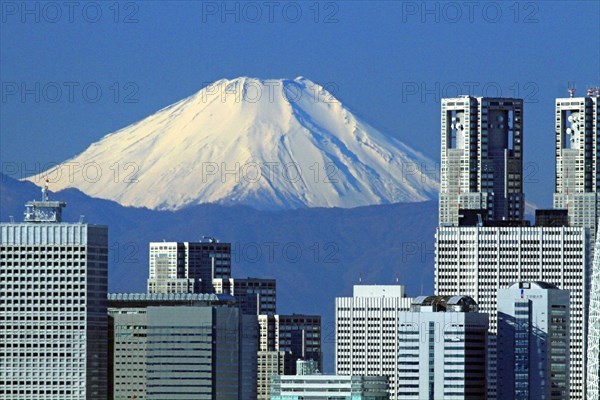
[497,282,570,400]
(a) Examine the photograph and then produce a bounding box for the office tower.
[335,285,413,400]
[395,295,488,400]
[589,226,600,400]
[213,277,276,315]
[0,199,108,399]
[147,239,231,294]
[271,359,390,400]
[256,314,321,399]
[435,223,588,399]
[439,96,524,226]
[107,292,258,400]
[497,282,570,400]
[553,88,600,399]
[553,89,600,238]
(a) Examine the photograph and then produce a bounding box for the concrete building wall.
[0,222,108,400]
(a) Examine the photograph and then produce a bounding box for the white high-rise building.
[553,88,600,399]
[589,222,600,400]
[435,224,588,399]
[335,285,413,400]
[396,295,488,400]
[147,239,231,294]
[497,282,571,400]
[439,96,524,226]
[0,199,108,400]
[553,90,600,237]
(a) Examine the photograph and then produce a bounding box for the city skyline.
[1,2,599,398]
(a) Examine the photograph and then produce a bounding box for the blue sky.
[1,1,599,207]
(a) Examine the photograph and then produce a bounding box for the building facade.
[589,225,600,400]
[396,296,488,400]
[553,92,600,238]
[553,89,600,399]
[0,200,108,400]
[213,277,276,315]
[147,240,231,294]
[435,225,588,399]
[107,292,258,400]
[256,351,291,400]
[257,314,321,399]
[497,282,570,400]
[271,360,389,400]
[439,96,524,226]
[335,285,413,400]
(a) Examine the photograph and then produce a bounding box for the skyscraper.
[0,198,108,399]
[107,292,258,400]
[588,219,600,400]
[439,96,524,226]
[147,239,231,294]
[435,223,588,399]
[497,282,570,400]
[396,296,488,400]
[553,90,600,237]
[553,88,600,399]
[335,285,413,400]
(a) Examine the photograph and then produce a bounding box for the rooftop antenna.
[568,84,576,98]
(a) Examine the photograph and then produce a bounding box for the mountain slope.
[28,77,438,211]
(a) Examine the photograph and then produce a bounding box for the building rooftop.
[507,281,560,290]
[108,292,236,302]
[411,295,478,312]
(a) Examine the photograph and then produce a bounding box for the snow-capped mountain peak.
[28,77,439,211]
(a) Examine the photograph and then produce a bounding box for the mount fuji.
[28,77,438,211]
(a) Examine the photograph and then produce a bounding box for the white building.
[335,285,413,399]
[589,226,600,400]
[497,282,570,400]
[147,240,231,294]
[553,91,600,238]
[439,96,524,226]
[554,88,600,400]
[396,295,488,400]
[0,200,108,400]
[435,224,588,399]
[271,360,389,400]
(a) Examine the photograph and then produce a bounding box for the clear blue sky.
[1,1,599,207]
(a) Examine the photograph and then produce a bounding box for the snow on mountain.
[28,77,439,211]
